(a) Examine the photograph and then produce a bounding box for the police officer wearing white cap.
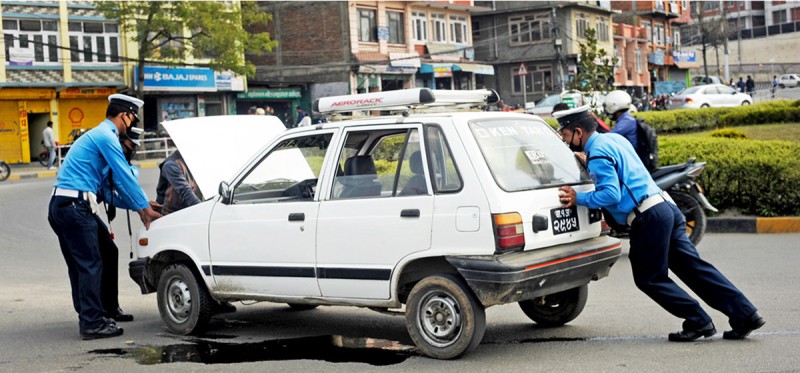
[554,105,764,342]
[48,93,162,340]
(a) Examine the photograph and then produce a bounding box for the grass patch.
[663,122,800,143]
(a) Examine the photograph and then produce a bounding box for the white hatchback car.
[778,74,799,88]
[130,89,621,359]
[670,84,752,109]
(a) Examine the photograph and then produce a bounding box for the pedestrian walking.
[736,77,745,93]
[295,106,308,128]
[772,75,779,98]
[48,93,161,340]
[43,121,56,169]
[553,105,765,342]
[746,75,755,95]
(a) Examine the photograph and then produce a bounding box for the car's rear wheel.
[779,84,785,88]
[287,303,318,311]
[518,285,588,327]
[157,263,212,335]
[741,101,750,106]
[700,104,710,108]
[405,274,486,359]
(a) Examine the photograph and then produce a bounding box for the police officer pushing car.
[553,105,765,342]
[47,93,161,340]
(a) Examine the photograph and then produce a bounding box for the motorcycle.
[607,158,717,246]
[0,160,10,182]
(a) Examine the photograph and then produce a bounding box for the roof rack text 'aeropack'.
[313,88,500,116]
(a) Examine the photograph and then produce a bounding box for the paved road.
[1,168,799,372]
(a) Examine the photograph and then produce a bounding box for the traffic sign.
[517,63,528,76]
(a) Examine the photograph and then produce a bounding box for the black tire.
[518,285,588,327]
[700,104,710,108]
[0,161,10,182]
[405,274,486,360]
[668,191,706,246]
[157,263,213,335]
[741,101,750,106]
[287,303,318,311]
[779,84,785,89]
[38,151,48,167]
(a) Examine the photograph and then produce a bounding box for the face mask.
[567,130,584,152]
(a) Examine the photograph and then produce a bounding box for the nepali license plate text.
[551,206,579,235]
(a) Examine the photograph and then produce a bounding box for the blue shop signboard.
[672,50,697,63]
[134,66,217,92]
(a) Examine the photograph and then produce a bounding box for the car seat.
[400,151,427,196]
[339,155,382,198]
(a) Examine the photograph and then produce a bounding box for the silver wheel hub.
[165,277,192,323]
[419,293,462,347]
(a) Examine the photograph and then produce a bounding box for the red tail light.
[493,213,525,252]
[685,98,693,103]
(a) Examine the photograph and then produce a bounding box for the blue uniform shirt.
[575,132,662,224]
[610,111,637,149]
[97,164,141,210]
[54,119,149,211]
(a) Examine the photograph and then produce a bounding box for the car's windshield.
[538,95,561,107]
[469,118,590,191]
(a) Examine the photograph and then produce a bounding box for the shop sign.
[389,52,421,68]
[672,50,696,63]
[135,66,217,92]
[648,50,665,65]
[60,88,117,98]
[215,71,245,92]
[433,64,452,78]
[236,89,301,100]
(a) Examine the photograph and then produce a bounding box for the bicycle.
[0,160,10,182]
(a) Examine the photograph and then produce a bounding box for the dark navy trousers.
[48,195,119,331]
[628,200,757,330]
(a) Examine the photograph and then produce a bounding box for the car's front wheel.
[157,263,212,335]
[741,101,750,106]
[779,84,785,88]
[518,285,588,327]
[405,274,486,359]
[700,104,710,108]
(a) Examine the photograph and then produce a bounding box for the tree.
[566,28,619,111]
[691,2,726,79]
[96,1,278,101]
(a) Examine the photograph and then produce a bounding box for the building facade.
[472,1,614,106]
[248,1,489,123]
[0,0,124,164]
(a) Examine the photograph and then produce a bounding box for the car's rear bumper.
[446,236,621,307]
[129,257,155,294]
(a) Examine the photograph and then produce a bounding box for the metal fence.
[55,137,176,167]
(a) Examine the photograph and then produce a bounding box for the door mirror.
[219,181,232,204]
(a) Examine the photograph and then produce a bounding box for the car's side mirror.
[219,181,233,204]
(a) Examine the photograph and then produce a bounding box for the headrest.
[409,151,423,174]
[344,155,377,176]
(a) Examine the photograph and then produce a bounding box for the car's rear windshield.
[679,86,702,95]
[469,118,590,191]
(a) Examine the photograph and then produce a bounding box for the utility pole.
[552,7,565,92]
[721,0,729,82]
[736,0,742,75]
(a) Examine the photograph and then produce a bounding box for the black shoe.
[80,321,124,340]
[106,307,134,322]
[668,322,716,342]
[723,312,765,340]
[213,301,237,315]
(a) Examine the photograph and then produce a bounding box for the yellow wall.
[0,101,22,163]
[58,99,109,143]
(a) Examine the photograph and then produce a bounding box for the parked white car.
[129,89,621,359]
[778,74,799,88]
[691,75,723,86]
[670,84,752,109]
[525,94,562,117]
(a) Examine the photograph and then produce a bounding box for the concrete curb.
[4,161,160,182]
[707,217,800,234]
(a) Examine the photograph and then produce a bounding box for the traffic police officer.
[553,105,765,342]
[48,94,161,340]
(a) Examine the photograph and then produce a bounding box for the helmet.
[604,90,632,115]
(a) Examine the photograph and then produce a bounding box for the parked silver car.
[670,84,752,109]
[778,74,799,88]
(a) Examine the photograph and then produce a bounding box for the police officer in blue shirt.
[554,105,765,342]
[48,94,161,340]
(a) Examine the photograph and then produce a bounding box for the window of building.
[597,16,609,42]
[412,11,428,42]
[772,9,787,23]
[511,65,552,94]
[654,24,665,45]
[449,15,468,44]
[576,13,589,39]
[431,13,446,42]
[509,13,551,45]
[358,8,377,42]
[635,48,642,72]
[3,19,61,64]
[65,21,120,64]
[673,30,681,48]
[642,21,652,44]
[387,11,404,44]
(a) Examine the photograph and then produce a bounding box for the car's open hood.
[161,115,287,198]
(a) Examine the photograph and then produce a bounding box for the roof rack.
[313,88,500,115]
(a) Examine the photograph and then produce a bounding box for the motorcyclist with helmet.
[604,90,638,149]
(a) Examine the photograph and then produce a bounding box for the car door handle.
[288,213,305,221]
[400,209,420,218]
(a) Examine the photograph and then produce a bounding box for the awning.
[453,63,494,75]
[358,65,417,75]
[389,52,421,68]
[674,61,700,69]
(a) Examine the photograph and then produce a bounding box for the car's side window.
[232,134,332,204]
[332,128,426,199]
[425,125,462,193]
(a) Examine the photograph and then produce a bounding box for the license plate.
[551,206,580,235]
[672,99,682,105]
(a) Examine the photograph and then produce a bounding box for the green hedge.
[659,136,800,216]
[633,100,800,133]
